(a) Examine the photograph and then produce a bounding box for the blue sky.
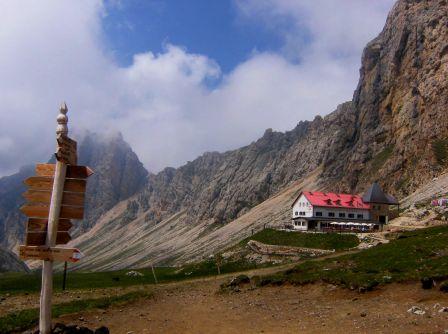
[0,0,395,176]
[102,0,285,73]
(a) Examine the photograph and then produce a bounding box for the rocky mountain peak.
[76,131,148,231]
[0,131,148,251]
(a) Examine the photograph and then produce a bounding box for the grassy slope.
[0,259,260,295]
[260,225,448,290]
[241,228,359,250]
[0,229,358,295]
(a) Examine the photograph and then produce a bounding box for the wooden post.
[215,253,223,275]
[39,103,69,334]
[151,264,158,284]
[62,261,68,291]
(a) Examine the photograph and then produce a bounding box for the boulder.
[421,277,435,289]
[407,306,425,315]
[125,271,144,277]
[440,281,448,293]
[94,327,110,334]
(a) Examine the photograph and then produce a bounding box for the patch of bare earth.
[54,279,448,334]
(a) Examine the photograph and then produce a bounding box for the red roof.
[301,191,370,209]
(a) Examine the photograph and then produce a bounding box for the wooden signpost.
[18,103,93,334]
[25,218,72,246]
[56,135,77,165]
[19,245,83,262]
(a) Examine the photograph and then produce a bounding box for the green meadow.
[241,228,359,250]
[0,259,260,295]
[258,225,448,290]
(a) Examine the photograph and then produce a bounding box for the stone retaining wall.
[247,240,334,257]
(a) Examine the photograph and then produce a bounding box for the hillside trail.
[58,275,448,334]
[0,249,360,317]
[5,247,448,333]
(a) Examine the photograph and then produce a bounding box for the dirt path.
[0,250,359,316]
[57,280,448,334]
[6,250,448,333]
[3,251,448,333]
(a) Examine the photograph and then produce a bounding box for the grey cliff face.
[77,132,148,232]
[133,101,357,228]
[333,0,448,193]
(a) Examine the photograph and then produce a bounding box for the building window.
[295,211,298,216]
[299,211,306,216]
[315,212,322,217]
[357,214,364,219]
[339,213,346,218]
[348,213,354,218]
[328,212,335,217]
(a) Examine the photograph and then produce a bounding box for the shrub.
[432,139,448,165]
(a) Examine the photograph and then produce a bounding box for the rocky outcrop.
[76,132,148,232]
[136,102,356,229]
[330,0,448,194]
[247,240,335,257]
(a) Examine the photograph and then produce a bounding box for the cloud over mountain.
[0,0,394,176]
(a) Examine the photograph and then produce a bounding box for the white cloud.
[0,0,395,176]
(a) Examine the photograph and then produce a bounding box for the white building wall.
[313,207,370,220]
[292,194,313,218]
[291,219,308,230]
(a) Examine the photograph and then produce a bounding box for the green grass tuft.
[240,228,359,250]
[432,138,448,166]
[370,146,394,172]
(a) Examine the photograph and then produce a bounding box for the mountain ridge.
[2,0,447,271]
[68,0,447,270]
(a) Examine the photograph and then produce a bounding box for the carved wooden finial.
[56,102,68,136]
